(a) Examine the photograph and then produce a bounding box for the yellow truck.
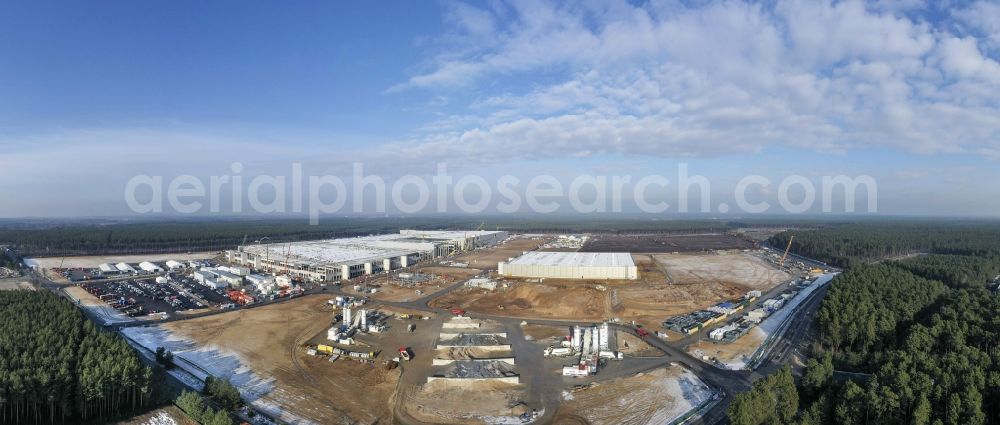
[317,344,335,354]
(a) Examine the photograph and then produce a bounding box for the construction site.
[431,250,790,324]
[96,231,826,425]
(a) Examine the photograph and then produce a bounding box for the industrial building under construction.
[498,251,638,280]
[225,230,508,282]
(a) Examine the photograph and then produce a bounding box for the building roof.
[398,229,506,241]
[505,252,635,267]
[139,261,162,271]
[238,230,506,268]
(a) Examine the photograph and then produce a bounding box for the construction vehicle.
[636,327,650,339]
[779,235,795,267]
[398,347,412,361]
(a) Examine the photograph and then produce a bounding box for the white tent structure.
[139,261,163,273]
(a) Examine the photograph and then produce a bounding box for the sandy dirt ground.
[431,252,787,326]
[25,252,218,269]
[651,252,789,288]
[521,324,571,342]
[162,295,401,424]
[431,281,613,321]
[617,331,664,357]
[687,327,766,370]
[450,237,547,269]
[345,265,483,302]
[0,278,34,291]
[399,380,530,424]
[552,367,714,425]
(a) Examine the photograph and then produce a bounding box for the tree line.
[0,291,152,424]
[0,217,736,255]
[769,222,1000,268]
[733,223,1000,424]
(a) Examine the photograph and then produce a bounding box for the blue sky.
[1,0,999,217]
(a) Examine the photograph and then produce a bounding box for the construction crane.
[779,235,795,267]
[283,243,292,276]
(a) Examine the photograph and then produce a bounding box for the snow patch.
[138,411,178,425]
[120,326,314,424]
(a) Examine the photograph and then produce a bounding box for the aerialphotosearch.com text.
[124,162,878,224]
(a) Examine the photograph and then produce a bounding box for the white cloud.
[390,0,1000,162]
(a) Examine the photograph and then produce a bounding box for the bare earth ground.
[521,324,571,342]
[617,331,663,357]
[0,278,34,291]
[431,252,788,327]
[581,233,751,253]
[552,366,714,425]
[162,295,400,424]
[687,325,766,370]
[651,252,789,288]
[24,252,218,269]
[347,266,483,302]
[348,235,541,302]
[399,380,530,424]
[450,237,547,269]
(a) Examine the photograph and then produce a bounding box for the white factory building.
[225,230,508,282]
[498,252,638,280]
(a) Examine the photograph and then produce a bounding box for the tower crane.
[779,235,795,267]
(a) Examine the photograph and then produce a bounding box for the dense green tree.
[801,352,833,397]
[203,408,233,425]
[0,291,151,424]
[203,376,242,411]
[766,223,1000,425]
[728,366,798,425]
[175,390,205,420]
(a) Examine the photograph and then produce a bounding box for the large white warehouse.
[226,230,508,282]
[498,252,638,280]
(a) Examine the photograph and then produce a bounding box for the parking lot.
[78,276,218,317]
